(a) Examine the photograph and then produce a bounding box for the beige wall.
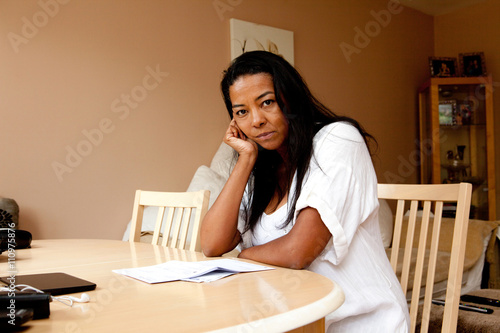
[1,0,433,240]
[434,0,500,219]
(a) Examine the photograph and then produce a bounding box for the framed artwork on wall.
[230,18,294,64]
[429,57,458,77]
[459,52,486,77]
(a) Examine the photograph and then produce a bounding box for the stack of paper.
[113,258,274,283]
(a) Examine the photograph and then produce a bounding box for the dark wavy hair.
[221,51,376,233]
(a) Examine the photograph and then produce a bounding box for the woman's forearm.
[238,207,331,269]
[200,154,255,256]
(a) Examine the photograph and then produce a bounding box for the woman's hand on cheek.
[224,120,258,158]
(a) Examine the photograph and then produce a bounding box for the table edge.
[206,281,345,333]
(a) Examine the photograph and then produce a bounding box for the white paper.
[181,270,235,283]
[112,259,274,284]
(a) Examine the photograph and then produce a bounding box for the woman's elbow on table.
[285,250,318,270]
[201,245,223,257]
[200,238,222,257]
[201,233,241,258]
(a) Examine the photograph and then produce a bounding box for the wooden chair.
[129,190,210,252]
[377,183,472,333]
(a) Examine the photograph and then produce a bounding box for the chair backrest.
[377,182,472,333]
[129,190,210,252]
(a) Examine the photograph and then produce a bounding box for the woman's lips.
[256,132,274,140]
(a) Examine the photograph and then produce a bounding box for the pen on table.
[431,299,494,314]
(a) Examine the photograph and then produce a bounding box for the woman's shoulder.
[314,121,364,144]
[311,121,371,168]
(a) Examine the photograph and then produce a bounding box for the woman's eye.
[262,100,273,106]
[235,109,247,116]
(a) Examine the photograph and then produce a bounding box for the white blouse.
[238,122,410,332]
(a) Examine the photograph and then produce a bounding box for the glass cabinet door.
[418,76,496,220]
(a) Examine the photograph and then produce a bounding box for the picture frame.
[439,100,457,125]
[458,103,473,125]
[459,52,486,77]
[230,18,294,65]
[429,57,458,77]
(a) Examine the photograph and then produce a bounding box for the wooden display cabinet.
[418,75,496,220]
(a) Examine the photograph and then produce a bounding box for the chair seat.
[416,289,500,332]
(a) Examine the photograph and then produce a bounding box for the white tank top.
[251,203,293,246]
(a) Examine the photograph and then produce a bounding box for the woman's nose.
[251,109,266,127]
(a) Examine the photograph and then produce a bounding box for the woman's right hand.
[201,119,256,257]
[224,120,258,158]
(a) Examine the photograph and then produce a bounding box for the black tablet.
[0,272,96,296]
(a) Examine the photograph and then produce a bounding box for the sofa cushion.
[187,165,226,208]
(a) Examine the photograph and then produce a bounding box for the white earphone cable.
[1,283,90,307]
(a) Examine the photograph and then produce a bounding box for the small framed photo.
[429,57,458,77]
[439,100,457,125]
[458,103,473,125]
[459,52,486,77]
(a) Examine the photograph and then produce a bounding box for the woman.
[201,51,409,332]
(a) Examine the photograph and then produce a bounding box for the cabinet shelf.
[440,124,486,128]
[418,75,496,220]
[441,163,470,171]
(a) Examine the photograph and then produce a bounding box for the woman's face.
[229,73,289,153]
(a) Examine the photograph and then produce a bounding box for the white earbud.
[54,293,91,306]
[68,293,90,303]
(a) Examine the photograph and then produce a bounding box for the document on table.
[112,258,274,283]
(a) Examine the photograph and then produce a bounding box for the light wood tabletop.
[1,239,344,332]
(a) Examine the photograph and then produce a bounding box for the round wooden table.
[1,239,344,332]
